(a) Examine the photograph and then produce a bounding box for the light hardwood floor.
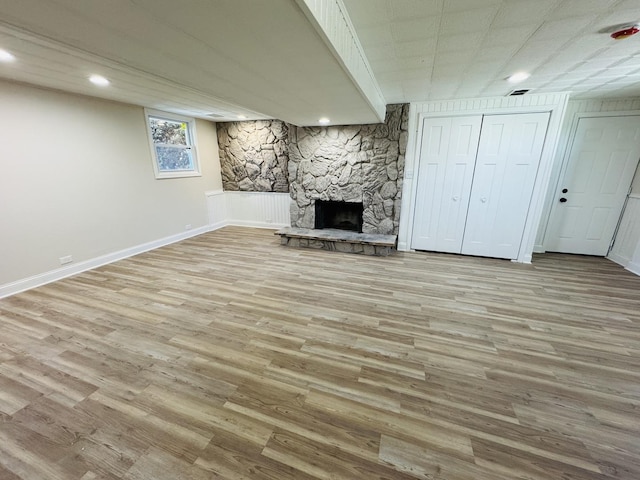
[1,226,639,480]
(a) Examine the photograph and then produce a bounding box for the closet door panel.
[462,112,550,259]
[411,116,482,252]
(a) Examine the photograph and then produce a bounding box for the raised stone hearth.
[275,227,397,256]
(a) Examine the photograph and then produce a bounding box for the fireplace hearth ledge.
[275,227,397,256]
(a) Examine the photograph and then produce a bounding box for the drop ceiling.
[343,0,640,102]
[1,0,640,126]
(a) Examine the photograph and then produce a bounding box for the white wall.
[0,80,223,293]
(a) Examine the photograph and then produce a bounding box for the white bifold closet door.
[411,116,482,253]
[411,112,550,260]
[461,112,550,259]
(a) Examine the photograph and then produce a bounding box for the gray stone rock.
[315,176,331,193]
[297,135,320,159]
[327,185,342,201]
[387,164,398,181]
[397,155,405,173]
[362,208,377,227]
[394,199,402,222]
[238,178,253,190]
[341,184,362,202]
[232,164,248,179]
[362,224,377,235]
[399,131,408,155]
[297,194,312,207]
[302,173,315,190]
[383,199,394,217]
[245,148,262,165]
[338,164,352,186]
[245,163,260,179]
[373,203,386,220]
[309,159,331,177]
[255,177,272,191]
[380,181,398,199]
[378,218,394,235]
[326,127,339,140]
[274,140,288,157]
[345,134,361,153]
[298,206,315,228]
[262,149,277,165]
[288,161,298,180]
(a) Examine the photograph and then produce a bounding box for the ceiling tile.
[491,0,560,28]
[390,17,440,43]
[389,0,442,20]
[440,7,498,35]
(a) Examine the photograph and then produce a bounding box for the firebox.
[315,200,363,233]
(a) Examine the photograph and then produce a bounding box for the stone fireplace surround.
[217,104,408,234]
[288,104,408,236]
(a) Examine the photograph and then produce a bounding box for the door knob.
[559,197,567,203]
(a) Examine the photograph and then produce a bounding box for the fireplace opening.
[315,200,363,233]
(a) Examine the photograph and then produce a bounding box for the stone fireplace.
[287,104,408,236]
[315,200,363,232]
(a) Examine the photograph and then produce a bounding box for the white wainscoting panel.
[609,195,640,275]
[206,190,291,230]
[205,190,228,229]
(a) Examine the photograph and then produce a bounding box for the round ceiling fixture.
[89,74,110,86]
[610,24,640,40]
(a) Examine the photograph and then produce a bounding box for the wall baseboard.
[0,225,211,299]
[1,191,294,299]
[627,260,640,276]
[226,220,289,229]
[607,252,630,268]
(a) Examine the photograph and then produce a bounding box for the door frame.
[398,93,570,263]
[539,110,640,254]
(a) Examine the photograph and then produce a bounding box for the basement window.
[145,109,201,179]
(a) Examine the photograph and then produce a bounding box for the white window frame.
[145,108,201,179]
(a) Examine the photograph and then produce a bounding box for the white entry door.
[411,115,482,252]
[545,116,640,255]
[462,112,550,259]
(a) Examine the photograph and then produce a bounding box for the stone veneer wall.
[288,104,408,235]
[216,120,289,192]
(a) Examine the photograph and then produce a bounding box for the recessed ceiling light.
[507,72,530,83]
[237,114,247,120]
[0,49,16,62]
[89,74,110,86]
[319,117,330,125]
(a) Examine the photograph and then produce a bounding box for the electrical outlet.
[59,255,73,265]
[185,224,192,230]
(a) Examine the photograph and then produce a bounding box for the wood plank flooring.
[1,226,639,479]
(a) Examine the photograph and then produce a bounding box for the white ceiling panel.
[2,0,640,125]
[344,0,640,101]
[0,0,385,125]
